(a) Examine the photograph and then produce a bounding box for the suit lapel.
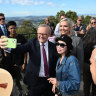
[0,27,4,37]
[48,41,53,70]
[35,39,41,66]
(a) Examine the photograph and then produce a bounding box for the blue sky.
[0,0,96,17]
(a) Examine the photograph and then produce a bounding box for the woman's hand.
[52,84,56,93]
[48,78,59,87]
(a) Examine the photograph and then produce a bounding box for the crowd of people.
[0,12,96,96]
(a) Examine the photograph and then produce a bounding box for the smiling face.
[56,40,67,56]
[8,25,17,36]
[91,19,96,27]
[37,26,50,43]
[59,21,70,36]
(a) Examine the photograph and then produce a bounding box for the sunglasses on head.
[0,18,5,21]
[55,42,67,48]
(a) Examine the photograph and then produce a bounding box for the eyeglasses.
[38,33,48,36]
[55,42,67,48]
[91,22,96,24]
[0,18,5,21]
[78,20,82,21]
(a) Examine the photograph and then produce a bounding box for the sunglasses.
[0,18,5,21]
[91,22,96,24]
[55,42,67,48]
[78,20,82,21]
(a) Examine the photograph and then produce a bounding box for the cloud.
[0,0,2,3]
[8,11,33,16]
[0,0,56,7]
[11,0,33,5]
[40,1,44,4]
[46,1,56,7]
[5,0,9,3]
[61,3,65,7]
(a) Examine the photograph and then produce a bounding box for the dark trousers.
[83,63,96,96]
[29,77,54,96]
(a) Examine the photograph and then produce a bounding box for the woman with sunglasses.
[48,35,80,96]
[86,17,96,32]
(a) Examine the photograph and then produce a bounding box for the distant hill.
[6,16,48,28]
[5,14,96,28]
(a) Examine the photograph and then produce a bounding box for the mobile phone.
[3,38,17,48]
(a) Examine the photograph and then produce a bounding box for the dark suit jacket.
[0,25,9,37]
[12,38,58,86]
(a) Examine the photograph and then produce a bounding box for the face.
[56,40,67,55]
[37,27,50,43]
[91,19,96,27]
[0,16,5,25]
[8,25,17,35]
[45,18,49,24]
[59,21,70,36]
[77,17,82,25]
[60,16,65,21]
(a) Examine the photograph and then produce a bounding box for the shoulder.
[71,36,81,41]
[67,55,78,63]
[28,38,37,43]
[71,36,82,44]
[48,40,55,46]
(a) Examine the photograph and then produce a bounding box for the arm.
[22,53,27,70]
[58,57,80,93]
[76,38,84,71]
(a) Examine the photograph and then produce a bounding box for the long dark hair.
[83,27,96,63]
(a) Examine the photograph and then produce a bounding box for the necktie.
[3,26,7,36]
[42,43,49,77]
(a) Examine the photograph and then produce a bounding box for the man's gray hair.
[38,24,51,33]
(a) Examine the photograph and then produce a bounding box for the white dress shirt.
[39,41,49,77]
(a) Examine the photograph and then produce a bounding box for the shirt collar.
[40,41,48,46]
[0,24,6,28]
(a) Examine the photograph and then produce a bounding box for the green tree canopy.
[17,20,36,34]
[56,10,65,23]
[17,20,37,39]
[65,10,78,23]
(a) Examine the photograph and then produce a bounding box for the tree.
[65,10,78,23]
[83,15,91,25]
[56,10,65,23]
[17,20,37,39]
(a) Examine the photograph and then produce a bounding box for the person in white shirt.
[54,14,66,36]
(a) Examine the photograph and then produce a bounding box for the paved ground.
[78,79,84,96]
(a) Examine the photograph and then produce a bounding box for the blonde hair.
[59,18,75,36]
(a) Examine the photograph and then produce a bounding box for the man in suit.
[0,13,9,37]
[0,24,58,96]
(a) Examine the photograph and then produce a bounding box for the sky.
[0,0,96,17]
